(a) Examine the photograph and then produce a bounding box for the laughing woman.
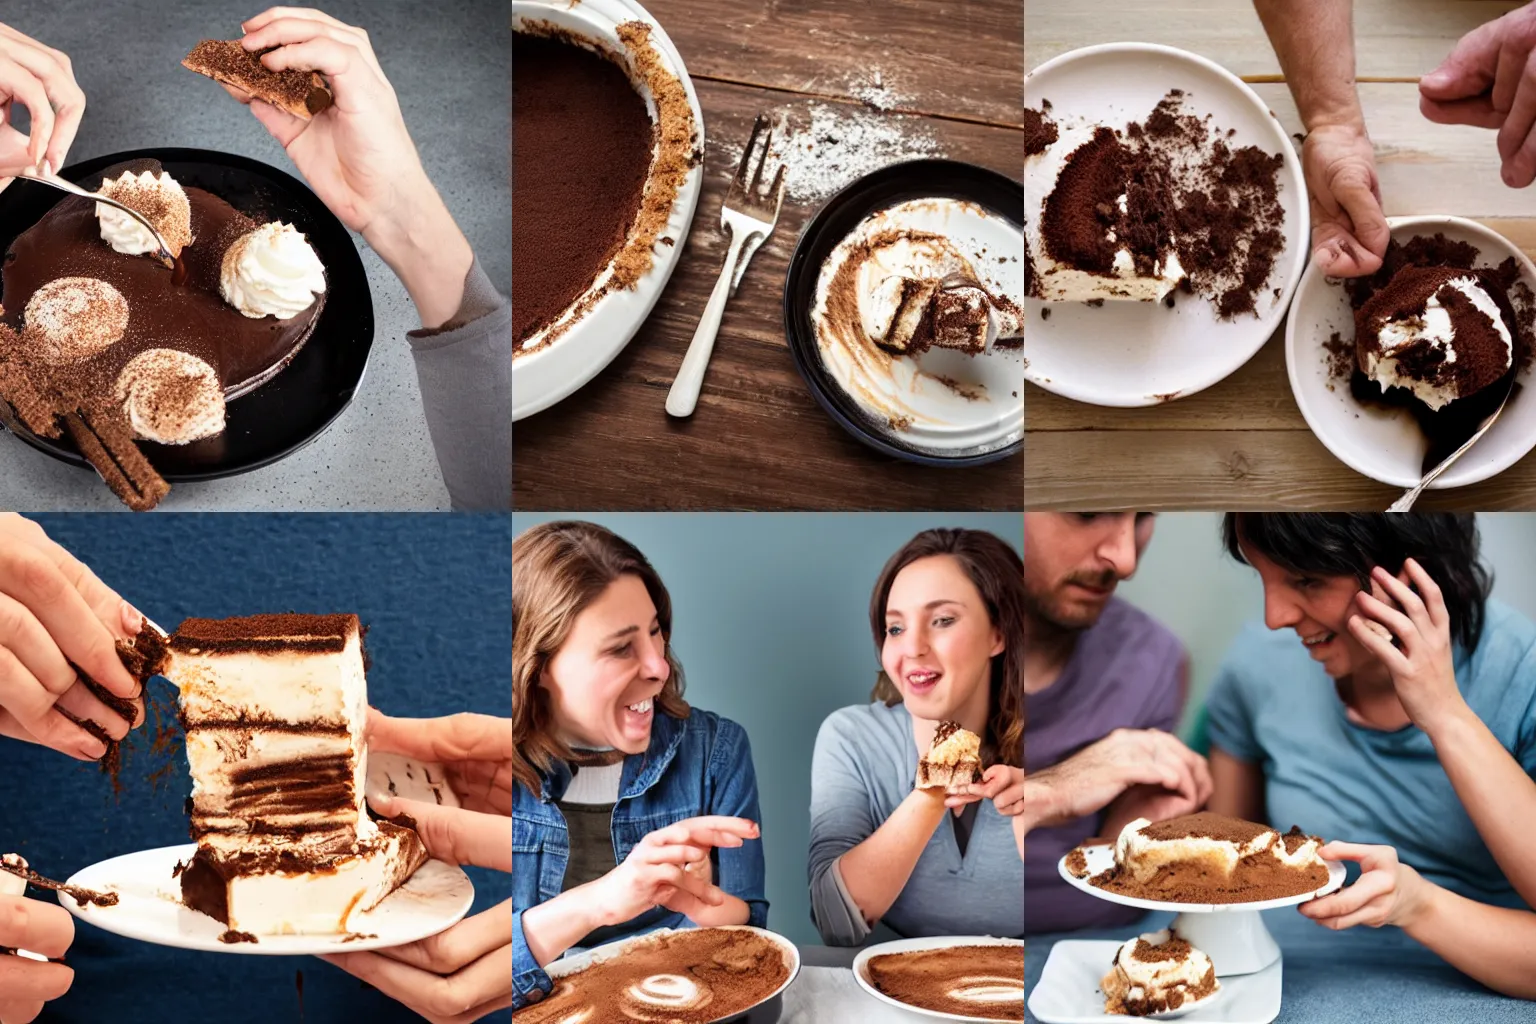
[511,522,765,1011]
[808,528,1025,946]
[1209,513,1536,999]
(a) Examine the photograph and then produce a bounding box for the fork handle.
[667,228,747,418]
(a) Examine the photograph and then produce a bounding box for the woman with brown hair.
[807,528,1024,947]
[511,521,765,1012]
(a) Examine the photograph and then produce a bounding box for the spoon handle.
[1388,405,1505,511]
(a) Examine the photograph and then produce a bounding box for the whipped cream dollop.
[24,276,129,363]
[1366,275,1513,411]
[114,348,226,445]
[94,170,192,259]
[220,221,327,319]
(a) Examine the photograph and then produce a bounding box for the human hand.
[366,709,510,816]
[1102,779,1208,832]
[0,513,144,760]
[1033,728,1212,826]
[0,23,85,193]
[320,792,511,1024]
[0,893,75,1024]
[1300,123,1391,277]
[949,764,1024,815]
[1299,841,1430,930]
[1347,558,1464,733]
[229,7,472,327]
[1419,4,1536,187]
[593,816,758,927]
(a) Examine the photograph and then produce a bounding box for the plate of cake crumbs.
[853,935,1024,1022]
[1024,44,1308,407]
[59,844,473,955]
[1287,215,1536,489]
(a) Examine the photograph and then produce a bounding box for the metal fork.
[666,114,787,419]
[19,161,175,266]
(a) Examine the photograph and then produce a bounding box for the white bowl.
[852,934,1024,1022]
[511,0,705,421]
[1285,215,1536,489]
[1023,43,1308,406]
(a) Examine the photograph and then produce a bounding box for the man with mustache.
[1022,513,1213,933]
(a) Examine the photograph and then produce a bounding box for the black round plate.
[0,147,373,481]
[783,158,1023,467]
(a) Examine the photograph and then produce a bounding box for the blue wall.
[511,512,1022,948]
[2,513,510,1023]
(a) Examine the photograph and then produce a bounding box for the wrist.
[364,175,474,329]
[1303,104,1367,136]
[573,879,616,930]
[1392,865,1437,933]
[1022,776,1057,831]
[1419,695,1478,746]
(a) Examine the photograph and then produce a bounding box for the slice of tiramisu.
[917,720,983,792]
[1101,929,1219,1017]
[165,614,427,935]
[182,39,334,120]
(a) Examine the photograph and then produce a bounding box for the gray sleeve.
[807,712,877,946]
[405,257,510,510]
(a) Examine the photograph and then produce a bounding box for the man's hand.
[1420,4,1536,187]
[1301,124,1391,277]
[1029,728,1212,829]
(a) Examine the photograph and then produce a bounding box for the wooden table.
[1025,0,1536,509]
[513,0,1023,510]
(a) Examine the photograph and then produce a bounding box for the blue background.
[511,512,1022,949]
[1,513,511,1023]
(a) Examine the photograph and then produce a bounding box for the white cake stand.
[1057,845,1345,976]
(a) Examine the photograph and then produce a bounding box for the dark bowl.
[0,147,372,481]
[782,158,1023,467]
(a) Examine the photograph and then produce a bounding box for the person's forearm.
[1403,882,1536,999]
[838,789,949,922]
[520,882,605,968]
[1253,0,1365,130]
[1425,704,1536,908]
[366,171,474,330]
[687,893,751,927]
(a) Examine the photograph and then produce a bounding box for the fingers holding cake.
[1301,841,1429,931]
[319,932,513,1024]
[241,9,387,87]
[366,792,510,873]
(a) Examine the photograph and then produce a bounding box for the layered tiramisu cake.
[867,944,1024,1021]
[0,153,329,509]
[163,614,426,936]
[1101,929,1219,1017]
[1075,812,1329,903]
[917,720,983,792]
[513,19,698,353]
[512,927,791,1024]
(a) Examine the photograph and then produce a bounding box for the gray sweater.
[808,700,1025,946]
[405,257,510,509]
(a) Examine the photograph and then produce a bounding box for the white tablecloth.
[780,966,936,1024]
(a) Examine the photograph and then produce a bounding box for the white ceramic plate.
[851,935,1024,1023]
[511,0,705,420]
[1057,846,1344,914]
[1285,215,1536,488]
[1023,43,1308,406]
[61,844,473,955]
[545,925,800,1024]
[1029,941,1281,1024]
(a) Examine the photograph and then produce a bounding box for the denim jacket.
[512,707,767,1009]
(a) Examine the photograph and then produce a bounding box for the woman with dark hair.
[511,521,765,1011]
[807,528,1024,946]
[1209,513,1536,999]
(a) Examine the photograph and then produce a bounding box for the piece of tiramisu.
[165,613,427,935]
[1101,928,1219,1017]
[917,720,983,792]
[182,39,333,120]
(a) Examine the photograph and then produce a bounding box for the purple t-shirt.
[1025,596,1187,934]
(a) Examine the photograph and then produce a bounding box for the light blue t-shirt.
[1206,599,1536,910]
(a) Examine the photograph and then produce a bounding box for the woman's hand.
[1299,841,1432,931]
[1347,558,1465,733]
[0,513,144,760]
[0,23,85,192]
[0,893,75,1024]
[366,709,510,816]
[591,816,758,926]
[228,7,472,327]
[949,764,1023,815]
[320,793,511,1024]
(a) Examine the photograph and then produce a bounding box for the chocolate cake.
[182,40,333,120]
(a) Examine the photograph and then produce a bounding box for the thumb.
[367,793,510,872]
[1335,175,1391,262]
[248,97,306,147]
[1420,25,1500,101]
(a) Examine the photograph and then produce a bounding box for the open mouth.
[1300,630,1336,649]
[905,669,942,694]
[620,695,655,737]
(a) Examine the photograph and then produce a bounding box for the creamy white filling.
[1114,817,1325,883]
[1025,124,1184,303]
[1367,275,1513,411]
[220,221,326,319]
[223,832,418,935]
[1110,929,1216,997]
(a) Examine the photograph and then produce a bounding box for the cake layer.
[1101,929,1218,1017]
[177,820,427,935]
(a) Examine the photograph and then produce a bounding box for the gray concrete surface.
[0,0,509,510]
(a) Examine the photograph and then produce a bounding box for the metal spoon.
[1387,380,1514,511]
[18,161,175,267]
